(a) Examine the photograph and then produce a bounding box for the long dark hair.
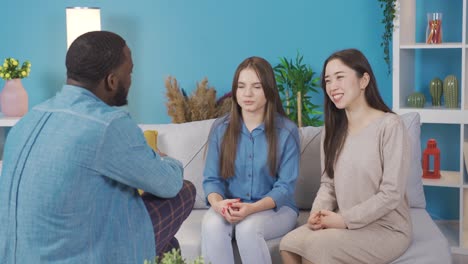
[321,49,392,179]
[220,56,286,179]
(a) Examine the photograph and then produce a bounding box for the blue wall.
[2,1,459,220]
[1,0,390,124]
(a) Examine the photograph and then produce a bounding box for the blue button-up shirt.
[203,115,300,213]
[0,85,184,263]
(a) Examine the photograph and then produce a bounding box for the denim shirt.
[203,115,300,213]
[0,85,184,263]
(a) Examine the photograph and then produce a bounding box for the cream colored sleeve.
[311,130,338,212]
[341,117,410,229]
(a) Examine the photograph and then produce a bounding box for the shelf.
[395,0,468,255]
[461,223,468,253]
[400,42,464,49]
[435,220,460,249]
[465,218,468,250]
[395,108,468,124]
[423,170,461,187]
[0,114,20,127]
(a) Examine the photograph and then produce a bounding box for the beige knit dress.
[280,113,412,264]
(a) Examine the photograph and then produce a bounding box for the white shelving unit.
[0,113,20,127]
[393,0,468,255]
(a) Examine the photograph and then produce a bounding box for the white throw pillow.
[295,126,322,209]
[400,112,426,208]
[140,119,215,209]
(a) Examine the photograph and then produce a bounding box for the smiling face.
[324,58,369,111]
[235,67,267,117]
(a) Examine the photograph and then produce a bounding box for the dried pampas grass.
[187,78,217,121]
[165,76,188,123]
[165,76,232,123]
[216,92,232,117]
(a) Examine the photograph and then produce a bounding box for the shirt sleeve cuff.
[341,210,358,230]
[266,189,285,210]
[160,156,183,169]
[204,184,225,205]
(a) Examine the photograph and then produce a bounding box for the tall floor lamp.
[66,7,101,49]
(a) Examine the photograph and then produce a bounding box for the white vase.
[0,78,28,117]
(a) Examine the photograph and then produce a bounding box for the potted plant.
[0,57,32,117]
[274,52,322,127]
[144,248,205,264]
[378,0,396,74]
[165,76,232,123]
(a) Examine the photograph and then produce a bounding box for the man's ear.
[360,72,370,90]
[104,73,117,92]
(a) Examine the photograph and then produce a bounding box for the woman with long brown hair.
[202,56,300,264]
[280,49,412,264]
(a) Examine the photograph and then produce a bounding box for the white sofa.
[139,112,451,264]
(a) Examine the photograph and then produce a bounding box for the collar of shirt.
[240,120,264,137]
[221,114,288,137]
[60,84,101,102]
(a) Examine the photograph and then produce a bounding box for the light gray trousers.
[201,206,297,264]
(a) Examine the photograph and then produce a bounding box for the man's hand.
[320,210,347,229]
[155,149,167,157]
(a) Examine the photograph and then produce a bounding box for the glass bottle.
[426,12,443,44]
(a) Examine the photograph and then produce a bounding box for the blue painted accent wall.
[0,0,390,124]
[0,1,460,220]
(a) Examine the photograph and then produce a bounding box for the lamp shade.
[66,7,101,49]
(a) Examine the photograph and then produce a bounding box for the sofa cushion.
[295,126,322,209]
[139,112,425,210]
[143,130,159,151]
[140,119,215,209]
[400,112,426,208]
[390,209,451,263]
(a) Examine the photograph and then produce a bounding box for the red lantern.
[422,139,441,179]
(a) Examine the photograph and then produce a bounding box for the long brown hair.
[220,56,286,179]
[321,49,393,179]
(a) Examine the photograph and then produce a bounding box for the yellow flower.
[0,57,32,80]
[0,73,3,78]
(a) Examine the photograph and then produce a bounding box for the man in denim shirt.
[0,31,195,263]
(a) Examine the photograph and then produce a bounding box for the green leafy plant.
[144,248,205,264]
[274,52,323,127]
[378,0,397,74]
[0,57,31,80]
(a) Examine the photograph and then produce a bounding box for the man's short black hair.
[66,31,126,87]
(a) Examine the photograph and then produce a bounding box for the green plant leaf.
[274,52,323,127]
[378,0,396,75]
